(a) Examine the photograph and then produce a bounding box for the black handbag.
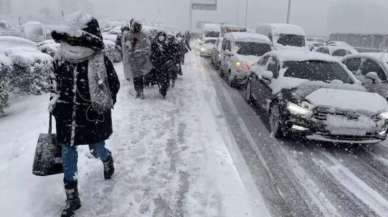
[32,114,64,176]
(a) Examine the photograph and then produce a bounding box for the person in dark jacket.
[150,31,170,98]
[184,31,192,51]
[165,35,180,88]
[50,12,120,217]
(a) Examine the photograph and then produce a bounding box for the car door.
[256,56,279,111]
[251,55,270,100]
[359,58,388,98]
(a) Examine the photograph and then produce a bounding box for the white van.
[220,32,272,87]
[256,23,306,49]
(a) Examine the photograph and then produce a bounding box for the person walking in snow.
[49,13,120,217]
[165,35,180,88]
[184,31,192,51]
[151,31,170,98]
[115,24,129,59]
[122,20,152,99]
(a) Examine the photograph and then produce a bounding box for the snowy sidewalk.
[0,52,269,217]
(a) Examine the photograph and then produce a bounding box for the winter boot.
[61,182,81,217]
[103,155,115,180]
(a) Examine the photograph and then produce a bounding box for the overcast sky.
[4,0,388,35]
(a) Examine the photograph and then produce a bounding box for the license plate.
[326,115,368,136]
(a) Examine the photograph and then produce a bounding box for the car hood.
[305,88,388,114]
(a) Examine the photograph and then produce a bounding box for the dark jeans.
[133,76,144,92]
[62,141,111,185]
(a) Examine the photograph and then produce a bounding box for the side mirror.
[366,72,381,84]
[261,70,274,81]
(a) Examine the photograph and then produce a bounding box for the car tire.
[270,103,284,138]
[228,70,234,87]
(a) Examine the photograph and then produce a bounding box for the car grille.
[313,106,360,121]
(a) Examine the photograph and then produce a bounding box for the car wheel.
[269,103,283,138]
[245,80,252,102]
[228,70,234,87]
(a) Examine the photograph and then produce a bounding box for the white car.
[342,53,388,100]
[199,38,217,57]
[246,50,388,144]
[220,32,272,87]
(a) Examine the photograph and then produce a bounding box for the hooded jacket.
[51,14,120,146]
[122,21,152,80]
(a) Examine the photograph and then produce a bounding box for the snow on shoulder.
[269,50,340,63]
[224,32,271,44]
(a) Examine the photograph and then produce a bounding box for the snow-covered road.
[3,50,388,217]
[0,52,269,217]
[201,55,388,217]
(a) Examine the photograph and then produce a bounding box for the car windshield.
[283,60,354,84]
[205,31,220,38]
[204,39,216,45]
[277,34,305,47]
[235,42,271,56]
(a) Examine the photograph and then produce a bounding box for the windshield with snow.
[204,31,220,38]
[277,34,306,47]
[284,60,354,84]
[236,42,271,56]
[204,39,216,45]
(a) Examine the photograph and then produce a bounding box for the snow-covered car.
[342,53,388,100]
[245,50,388,144]
[199,38,217,57]
[0,36,52,94]
[220,32,272,87]
[313,45,357,58]
[256,23,307,49]
[210,37,223,69]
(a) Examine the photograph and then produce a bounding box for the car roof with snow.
[224,32,271,44]
[203,23,221,31]
[266,50,340,63]
[345,52,388,63]
[263,23,306,35]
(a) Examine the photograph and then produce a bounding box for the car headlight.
[379,112,388,120]
[287,102,313,116]
[235,61,241,67]
[200,47,206,52]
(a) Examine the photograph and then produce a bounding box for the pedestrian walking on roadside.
[151,31,170,98]
[122,20,152,99]
[50,12,120,217]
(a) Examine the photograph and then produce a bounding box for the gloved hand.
[48,94,59,113]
